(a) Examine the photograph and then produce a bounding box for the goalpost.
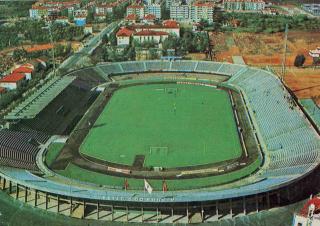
[149,146,169,155]
[164,88,178,94]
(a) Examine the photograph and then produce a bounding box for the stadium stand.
[0,129,49,170]
[120,61,146,73]
[228,69,320,179]
[145,60,171,71]
[97,63,123,75]
[0,61,319,223]
[5,77,76,120]
[171,61,197,72]
[12,75,102,135]
[195,61,223,73]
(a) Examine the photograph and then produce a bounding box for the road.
[57,21,120,72]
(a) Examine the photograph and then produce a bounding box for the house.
[116,20,180,46]
[73,9,88,17]
[25,44,54,54]
[143,14,156,24]
[126,5,145,19]
[0,73,25,90]
[94,13,106,21]
[84,24,93,34]
[116,27,134,46]
[29,5,49,19]
[95,3,113,15]
[133,30,169,43]
[125,14,138,23]
[12,67,33,80]
[36,58,48,69]
[55,16,69,24]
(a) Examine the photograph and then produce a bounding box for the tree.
[12,49,27,61]
[294,54,306,68]
[149,48,158,60]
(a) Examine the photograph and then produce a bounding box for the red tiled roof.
[13,67,33,74]
[193,2,214,7]
[0,74,25,83]
[116,27,134,37]
[21,63,34,69]
[130,24,179,30]
[96,3,113,8]
[31,5,49,10]
[127,5,144,8]
[125,14,137,20]
[224,0,264,2]
[162,20,179,28]
[25,44,54,53]
[144,14,156,20]
[134,30,168,36]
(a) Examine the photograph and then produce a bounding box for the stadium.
[0,60,319,223]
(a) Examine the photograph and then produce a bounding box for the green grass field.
[80,84,242,168]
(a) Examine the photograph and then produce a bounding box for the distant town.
[0,0,318,112]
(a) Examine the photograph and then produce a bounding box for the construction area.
[209,31,320,105]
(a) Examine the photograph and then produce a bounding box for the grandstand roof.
[5,76,76,120]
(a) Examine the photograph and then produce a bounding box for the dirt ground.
[210,31,320,66]
[210,31,320,104]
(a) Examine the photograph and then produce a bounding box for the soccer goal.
[149,146,169,155]
[165,88,178,94]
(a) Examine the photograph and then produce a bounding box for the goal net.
[165,88,178,94]
[149,146,169,155]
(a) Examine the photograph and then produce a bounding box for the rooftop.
[25,44,54,53]
[125,14,137,21]
[0,73,25,83]
[116,27,134,37]
[134,30,169,36]
[13,67,33,74]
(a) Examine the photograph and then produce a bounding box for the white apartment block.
[145,4,162,19]
[126,5,145,19]
[170,4,189,21]
[191,3,214,23]
[170,3,214,23]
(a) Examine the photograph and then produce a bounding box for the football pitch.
[80,84,242,168]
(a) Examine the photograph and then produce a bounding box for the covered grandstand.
[0,60,319,223]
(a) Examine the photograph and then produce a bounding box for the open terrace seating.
[228,69,320,181]
[145,60,171,71]
[0,129,49,170]
[120,61,145,73]
[170,61,197,72]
